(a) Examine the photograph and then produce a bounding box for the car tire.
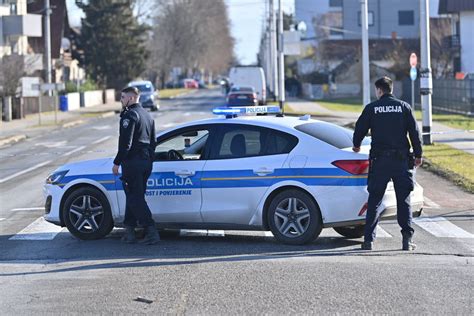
[62,187,114,240]
[333,225,365,238]
[267,189,322,245]
[151,105,158,112]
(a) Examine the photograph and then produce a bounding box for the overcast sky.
[65,0,294,66]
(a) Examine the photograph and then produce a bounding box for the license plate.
[237,96,247,99]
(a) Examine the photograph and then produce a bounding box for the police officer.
[353,77,423,251]
[112,86,160,245]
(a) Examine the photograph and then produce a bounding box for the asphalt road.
[0,89,473,314]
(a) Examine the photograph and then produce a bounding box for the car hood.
[52,158,114,176]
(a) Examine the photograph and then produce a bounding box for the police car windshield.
[295,122,370,149]
[131,84,153,92]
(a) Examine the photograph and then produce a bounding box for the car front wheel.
[333,225,365,238]
[62,187,114,240]
[267,189,322,245]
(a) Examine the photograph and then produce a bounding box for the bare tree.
[0,54,28,97]
[148,0,234,87]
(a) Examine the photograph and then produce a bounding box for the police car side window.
[210,125,297,160]
[155,128,210,161]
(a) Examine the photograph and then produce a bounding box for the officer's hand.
[112,164,120,175]
[415,157,423,168]
[352,146,361,152]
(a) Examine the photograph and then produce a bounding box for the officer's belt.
[370,149,409,159]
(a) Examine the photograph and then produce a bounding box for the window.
[295,122,370,149]
[155,128,210,161]
[398,10,414,25]
[329,0,342,7]
[358,11,374,26]
[210,125,297,159]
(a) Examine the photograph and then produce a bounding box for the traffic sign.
[409,53,417,67]
[410,67,417,81]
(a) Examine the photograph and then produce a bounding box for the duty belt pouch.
[408,153,415,169]
[120,176,130,193]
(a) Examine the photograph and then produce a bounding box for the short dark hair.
[121,86,140,95]
[374,76,393,94]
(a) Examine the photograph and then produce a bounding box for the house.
[438,0,474,75]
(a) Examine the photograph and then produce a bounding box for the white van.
[228,66,266,104]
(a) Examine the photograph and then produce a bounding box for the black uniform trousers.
[121,155,155,228]
[365,154,415,242]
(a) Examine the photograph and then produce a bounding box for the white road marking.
[35,141,68,148]
[423,196,441,209]
[414,217,474,238]
[92,125,111,130]
[0,160,52,184]
[62,145,86,157]
[10,207,45,212]
[0,218,5,221]
[264,231,274,237]
[376,226,392,238]
[9,217,64,241]
[92,136,112,144]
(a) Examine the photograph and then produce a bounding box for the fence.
[432,79,473,116]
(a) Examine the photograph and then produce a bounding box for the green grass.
[159,88,189,98]
[314,98,473,130]
[422,143,474,193]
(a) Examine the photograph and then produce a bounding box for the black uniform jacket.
[353,94,422,158]
[113,103,157,166]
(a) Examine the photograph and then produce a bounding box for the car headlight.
[46,170,69,185]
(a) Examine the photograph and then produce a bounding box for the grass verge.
[314,98,473,130]
[422,143,474,193]
[159,88,190,98]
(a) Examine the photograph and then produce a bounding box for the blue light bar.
[212,106,281,116]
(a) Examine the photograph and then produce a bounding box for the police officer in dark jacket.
[353,77,423,251]
[112,86,160,245]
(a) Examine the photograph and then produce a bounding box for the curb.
[0,134,27,147]
[62,119,85,129]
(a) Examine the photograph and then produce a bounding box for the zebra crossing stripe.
[414,217,474,238]
[9,217,64,241]
[375,226,392,238]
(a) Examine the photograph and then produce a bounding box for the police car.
[43,106,423,245]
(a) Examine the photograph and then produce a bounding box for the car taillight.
[331,160,369,175]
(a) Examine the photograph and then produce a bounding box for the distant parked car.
[184,79,199,89]
[126,80,159,111]
[226,86,258,107]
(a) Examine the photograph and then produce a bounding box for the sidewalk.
[286,99,474,155]
[0,101,121,147]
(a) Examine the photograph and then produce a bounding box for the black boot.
[121,226,137,244]
[361,241,373,250]
[402,232,416,251]
[140,225,160,245]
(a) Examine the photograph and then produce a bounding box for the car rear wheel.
[267,189,322,245]
[333,225,365,238]
[62,187,114,240]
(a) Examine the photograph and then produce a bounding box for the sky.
[66,0,294,66]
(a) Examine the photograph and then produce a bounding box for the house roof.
[439,0,474,14]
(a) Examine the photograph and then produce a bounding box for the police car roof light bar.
[212,106,281,117]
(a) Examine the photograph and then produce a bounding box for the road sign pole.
[420,0,433,145]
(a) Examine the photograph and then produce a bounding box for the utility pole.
[420,0,433,145]
[44,0,52,96]
[360,0,370,106]
[270,0,278,101]
[277,0,285,111]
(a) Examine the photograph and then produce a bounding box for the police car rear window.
[295,122,370,149]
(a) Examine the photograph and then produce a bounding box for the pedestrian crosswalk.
[6,215,474,241]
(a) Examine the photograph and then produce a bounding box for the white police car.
[43,106,423,245]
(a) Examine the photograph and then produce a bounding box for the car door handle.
[253,168,274,176]
[175,170,195,177]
